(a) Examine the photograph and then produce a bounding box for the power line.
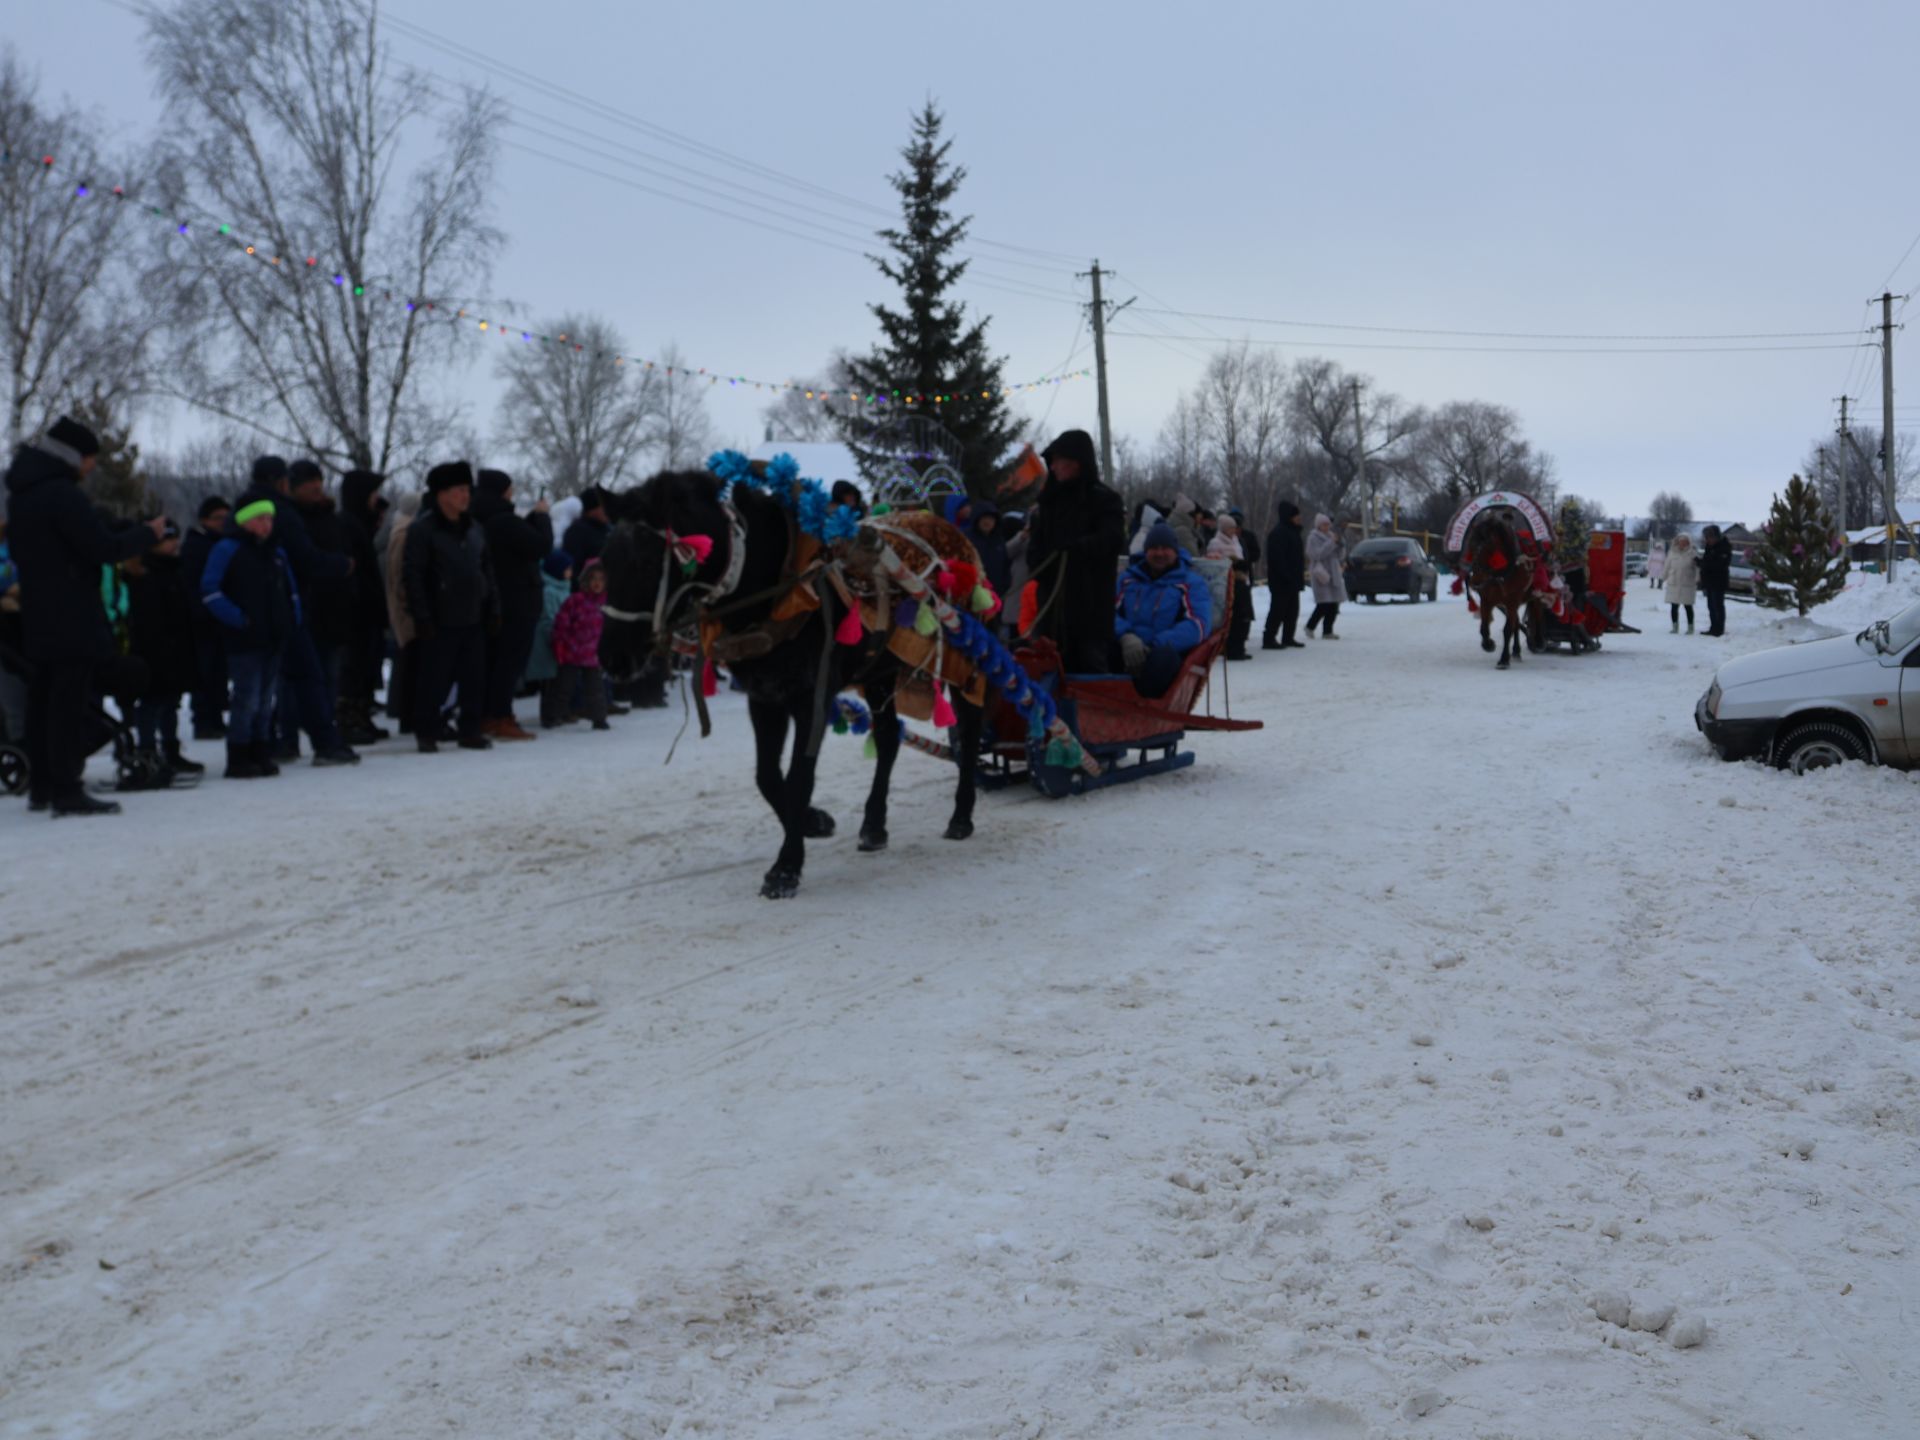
[1118,305,1865,342]
[369,4,1087,270]
[1107,331,1873,356]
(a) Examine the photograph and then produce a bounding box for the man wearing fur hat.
[5,416,165,815]
[403,462,499,752]
[1026,429,1127,673]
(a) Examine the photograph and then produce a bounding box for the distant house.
[1845,505,1917,566]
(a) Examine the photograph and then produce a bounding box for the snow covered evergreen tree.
[842,104,1019,498]
[1752,473,1848,615]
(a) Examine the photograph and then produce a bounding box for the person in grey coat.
[1304,514,1347,638]
[1663,532,1699,633]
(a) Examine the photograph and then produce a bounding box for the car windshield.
[1351,540,1410,557]
[1885,598,1920,652]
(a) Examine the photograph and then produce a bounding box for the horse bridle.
[601,502,750,645]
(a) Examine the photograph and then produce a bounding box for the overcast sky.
[19,0,1920,519]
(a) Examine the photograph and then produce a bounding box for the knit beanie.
[197,495,232,520]
[235,500,276,525]
[477,468,513,498]
[543,550,575,580]
[426,461,475,493]
[1144,521,1179,552]
[251,455,289,487]
[288,459,324,487]
[48,416,101,457]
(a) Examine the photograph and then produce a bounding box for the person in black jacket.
[124,524,205,777]
[200,501,302,778]
[1698,525,1733,637]
[235,456,358,765]
[335,469,389,744]
[180,495,232,740]
[1025,429,1127,673]
[1262,501,1307,649]
[403,462,499,752]
[560,485,612,571]
[5,417,164,815]
[472,468,551,742]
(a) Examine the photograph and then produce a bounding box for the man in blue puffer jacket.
[1114,521,1211,696]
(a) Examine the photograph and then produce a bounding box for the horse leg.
[1497,608,1513,669]
[1479,601,1496,654]
[1511,602,1526,663]
[749,699,805,900]
[859,668,901,852]
[944,698,983,841]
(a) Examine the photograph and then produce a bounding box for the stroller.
[0,643,194,799]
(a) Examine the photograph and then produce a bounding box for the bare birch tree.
[143,0,502,475]
[0,51,176,448]
[496,315,664,497]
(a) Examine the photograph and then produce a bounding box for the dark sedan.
[1344,537,1439,602]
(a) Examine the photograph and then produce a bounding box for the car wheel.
[1365,593,1379,603]
[1407,579,1421,603]
[1772,719,1871,775]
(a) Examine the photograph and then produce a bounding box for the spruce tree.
[842,103,1020,498]
[1752,473,1849,615]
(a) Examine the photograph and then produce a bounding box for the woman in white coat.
[1305,514,1347,638]
[1663,533,1699,632]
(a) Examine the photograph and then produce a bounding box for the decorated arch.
[1445,491,1555,555]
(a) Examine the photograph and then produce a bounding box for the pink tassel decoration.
[700,658,719,698]
[835,606,864,646]
[932,684,958,728]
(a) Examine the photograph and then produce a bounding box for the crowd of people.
[2,418,662,818]
[8,415,1685,818]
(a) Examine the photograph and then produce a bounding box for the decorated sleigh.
[1444,491,1640,655]
[976,558,1263,797]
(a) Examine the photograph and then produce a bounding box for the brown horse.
[1463,517,1536,669]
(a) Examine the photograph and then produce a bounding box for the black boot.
[51,790,122,817]
[166,742,207,775]
[226,741,264,779]
[254,741,282,777]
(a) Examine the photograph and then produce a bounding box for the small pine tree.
[842,103,1021,498]
[1751,473,1848,615]
[72,392,150,519]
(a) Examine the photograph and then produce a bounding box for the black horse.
[597,469,985,900]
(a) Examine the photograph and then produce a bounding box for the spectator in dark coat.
[335,469,389,744]
[402,461,499,752]
[1262,501,1307,650]
[472,468,552,741]
[235,456,358,765]
[180,495,232,739]
[200,499,301,778]
[560,485,612,572]
[124,525,204,776]
[291,469,354,682]
[968,499,1013,599]
[1698,525,1733,637]
[5,417,163,815]
[1026,429,1127,673]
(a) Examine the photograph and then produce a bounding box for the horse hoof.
[803,807,836,838]
[1496,658,1510,670]
[1481,638,1496,653]
[943,819,975,842]
[760,867,802,899]
[857,826,888,853]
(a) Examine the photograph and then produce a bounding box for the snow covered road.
[4,583,1918,1439]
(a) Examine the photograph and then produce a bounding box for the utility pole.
[1078,261,1133,486]
[1836,395,1850,535]
[1878,292,1899,581]
[1351,379,1370,538]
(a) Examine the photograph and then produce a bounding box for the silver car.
[1695,598,1920,772]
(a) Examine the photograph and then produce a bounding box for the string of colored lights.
[2,149,1090,409]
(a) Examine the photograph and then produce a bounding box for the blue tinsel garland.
[708,448,861,544]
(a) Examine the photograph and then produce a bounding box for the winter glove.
[1119,631,1148,674]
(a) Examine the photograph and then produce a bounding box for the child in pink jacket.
[550,559,611,729]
